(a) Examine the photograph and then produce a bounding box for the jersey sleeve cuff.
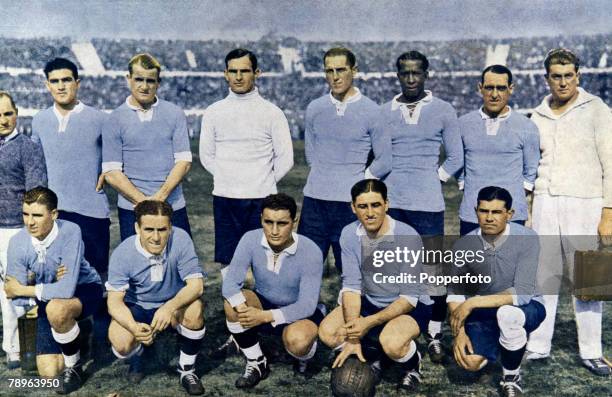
[270,309,286,327]
[34,284,44,301]
[102,161,123,173]
[438,167,451,182]
[105,281,129,292]
[399,294,418,308]
[364,168,377,180]
[523,180,534,191]
[446,294,466,303]
[338,287,361,304]
[182,273,204,281]
[227,292,246,307]
[174,151,193,163]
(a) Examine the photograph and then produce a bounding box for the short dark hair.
[476,186,513,210]
[481,64,513,85]
[396,51,429,72]
[44,57,79,80]
[544,48,580,74]
[134,200,173,225]
[261,193,297,220]
[225,48,258,71]
[323,47,357,68]
[350,179,388,202]
[24,186,58,211]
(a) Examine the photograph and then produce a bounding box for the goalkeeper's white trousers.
[526,194,604,360]
[0,227,24,359]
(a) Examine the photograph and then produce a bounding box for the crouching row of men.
[4,181,544,397]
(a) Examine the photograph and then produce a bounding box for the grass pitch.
[0,141,609,396]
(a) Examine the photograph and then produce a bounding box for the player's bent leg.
[379,315,423,390]
[318,306,347,349]
[108,319,145,384]
[46,298,87,394]
[224,290,269,389]
[36,354,64,377]
[283,319,318,376]
[175,299,206,395]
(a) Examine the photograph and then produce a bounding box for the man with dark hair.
[222,193,324,388]
[319,179,432,391]
[298,47,390,272]
[448,186,545,397]
[32,57,112,357]
[199,48,294,265]
[525,49,612,376]
[4,187,102,394]
[457,64,540,236]
[103,53,193,241]
[379,50,462,363]
[0,91,47,369]
[106,200,206,395]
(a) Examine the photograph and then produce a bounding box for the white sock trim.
[242,343,263,360]
[287,340,317,361]
[51,322,80,344]
[111,344,143,360]
[428,321,442,336]
[63,351,80,368]
[393,340,417,363]
[502,366,520,377]
[176,324,206,339]
[497,305,527,351]
[179,351,197,367]
[226,320,247,334]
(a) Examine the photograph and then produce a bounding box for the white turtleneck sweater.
[199,88,294,198]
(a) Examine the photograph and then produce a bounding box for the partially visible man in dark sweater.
[0,91,47,369]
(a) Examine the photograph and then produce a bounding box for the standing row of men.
[0,44,610,395]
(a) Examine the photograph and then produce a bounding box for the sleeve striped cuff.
[399,294,418,308]
[183,273,204,281]
[34,284,44,301]
[105,281,129,292]
[102,161,123,173]
[437,166,451,182]
[446,294,466,303]
[174,151,193,163]
[270,309,286,327]
[227,292,246,307]
[523,180,534,191]
[338,287,361,304]
[508,287,519,306]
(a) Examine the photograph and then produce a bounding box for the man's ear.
[508,83,514,95]
[51,209,58,221]
[134,222,140,236]
[254,68,262,78]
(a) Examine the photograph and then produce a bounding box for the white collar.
[479,106,512,121]
[260,232,299,256]
[390,90,433,111]
[52,102,84,133]
[478,224,510,250]
[126,96,159,122]
[329,87,362,106]
[30,221,59,263]
[329,87,362,116]
[356,215,396,237]
[134,235,167,261]
[1,130,19,144]
[227,87,260,100]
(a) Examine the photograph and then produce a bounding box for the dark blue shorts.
[253,291,326,336]
[58,211,110,278]
[297,196,356,271]
[387,208,444,236]
[36,283,103,355]
[213,196,263,265]
[360,295,432,347]
[118,207,191,242]
[465,300,546,362]
[126,302,159,325]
